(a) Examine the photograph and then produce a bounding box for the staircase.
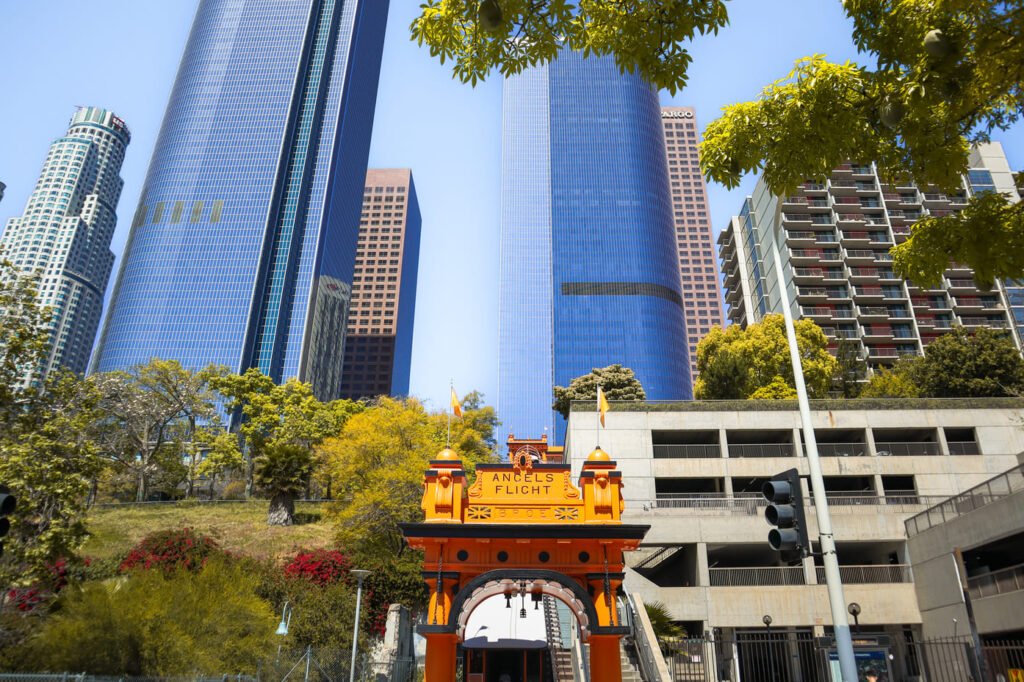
[544,597,575,682]
[619,641,644,682]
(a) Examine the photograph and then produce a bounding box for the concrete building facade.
[661,107,724,377]
[719,145,1021,372]
[563,400,1024,675]
[0,106,130,378]
[339,169,421,399]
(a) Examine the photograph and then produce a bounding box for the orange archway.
[400,446,649,682]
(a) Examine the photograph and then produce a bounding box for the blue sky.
[2,1,1022,414]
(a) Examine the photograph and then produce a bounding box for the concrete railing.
[642,494,944,513]
[709,566,805,587]
[968,563,1024,599]
[906,463,1024,536]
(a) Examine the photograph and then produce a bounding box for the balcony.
[851,165,873,175]
[845,249,877,261]
[874,441,941,456]
[866,348,899,359]
[956,297,1004,311]
[653,444,721,459]
[816,564,913,585]
[961,317,1008,329]
[801,306,833,318]
[840,231,871,246]
[968,563,1024,599]
[803,182,827,192]
[727,443,795,458]
[789,249,824,263]
[710,567,804,587]
[854,286,884,300]
[859,306,889,318]
[862,326,895,340]
[786,231,816,244]
[947,278,980,291]
[797,288,828,301]
[793,268,825,281]
[947,440,981,456]
[650,493,764,513]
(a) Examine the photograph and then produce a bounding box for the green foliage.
[858,363,921,399]
[118,528,225,575]
[552,364,646,419]
[0,253,50,424]
[210,371,363,524]
[322,396,497,559]
[913,326,1024,397]
[644,600,685,643]
[410,0,729,93]
[833,338,867,399]
[695,316,837,400]
[892,192,1024,289]
[0,372,105,588]
[14,559,275,674]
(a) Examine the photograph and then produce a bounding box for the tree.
[414,2,1024,285]
[644,601,685,646]
[0,372,104,588]
[695,316,837,400]
[92,360,215,502]
[13,559,274,674]
[410,0,729,93]
[0,253,49,426]
[552,364,646,420]
[913,326,1024,397]
[833,338,868,399]
[321,396,497,559]
[858,363,921,399]
[195,429,244,499]
[210,370,362,525]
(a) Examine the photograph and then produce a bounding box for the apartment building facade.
[564,400,1024,677]
[719,144,1021,371]
[661,107,724,376]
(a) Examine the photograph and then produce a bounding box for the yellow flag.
[598,386,610,427]
[450,387,463,418]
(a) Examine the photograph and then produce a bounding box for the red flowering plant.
[4,557,78,613]
[119,528,224,575]
[283,549,352,586]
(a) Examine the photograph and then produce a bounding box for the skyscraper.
[340,169,421,399]
[94,0,390,400]
[499,51,692,441]
[719,146,1020,374]
[661,106,724,376]
[1,106,130,378]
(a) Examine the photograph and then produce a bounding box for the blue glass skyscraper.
[499,51,692,442]
[94,0,389,399]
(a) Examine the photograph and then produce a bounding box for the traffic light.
[762,469,810,566]
[0,485,17,559]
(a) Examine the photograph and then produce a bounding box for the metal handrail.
[641,494,944,513]
[815,564,913,584]
[906,463,1024,536]
[874,441,941,456]
[709,566,805,587]
[816,443,868,457]
[727,443,794,458]
[968,563,1024,599]
[652,444,721,459]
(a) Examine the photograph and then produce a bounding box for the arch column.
[589,634,624,682]
[423,632,458,682]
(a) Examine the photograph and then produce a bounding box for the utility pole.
[769,238,858,682]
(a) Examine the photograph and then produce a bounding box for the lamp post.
[350,569,372,682]
[767,210,858,682]
[276,601,293,663]
[848,602,861,633]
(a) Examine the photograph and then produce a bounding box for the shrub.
[119,528,224,574]
[13,559,275,674]
[221,479,246,500]
[284,549,352,586]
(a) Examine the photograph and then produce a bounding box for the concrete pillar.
[936,426,951,456]
[697,542,710,587]
[422,633,458,682]
[865,427,878,456]
[793,427,804,458]
[589,635,623,682]
[719,428,730,459]
[874,474,885,499]
[803,553,818,585]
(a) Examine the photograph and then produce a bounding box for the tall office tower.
[93,0,390,400]
[0,181,6,204]
[719,144,1020,375]
[661,107,724,376]
[499,51,692,441]
[1,107,130,378]
[967,143,1024,346]
[339,169,421,399]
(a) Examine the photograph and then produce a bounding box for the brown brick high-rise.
[661,107,725,377]
[340,169,421,399]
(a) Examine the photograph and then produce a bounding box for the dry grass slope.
[82,501,337,561]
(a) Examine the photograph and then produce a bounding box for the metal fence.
[658,632,1024,682]
[814,564,913,585]
[708,567,805,587]
[968,562,1024,599]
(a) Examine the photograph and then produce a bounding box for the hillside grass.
[82,500,337,562]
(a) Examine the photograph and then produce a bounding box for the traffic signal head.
[0,485,16,559]
[762,469,809,564]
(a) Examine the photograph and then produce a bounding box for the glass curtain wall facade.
[93,0,389,400]
[499,51,692,443]
[1,107,130,379]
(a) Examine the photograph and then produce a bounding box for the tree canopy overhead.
[552,364,646,419]
[413,1,1024,286]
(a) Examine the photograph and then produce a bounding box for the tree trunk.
[135,470,148,503]
[244,454,255,499]
[267,492,295,526]
[86,478,99,509]
[208,474,217,500]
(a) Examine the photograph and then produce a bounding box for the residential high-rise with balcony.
[1,107,130,378]
[339,169,421,399]
[498,51,692,442]
[93,0,390,400]
[719,144,1020,370]
[661,107,724,375]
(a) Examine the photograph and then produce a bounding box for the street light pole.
[769,238,859,682]
[349,569,372,682]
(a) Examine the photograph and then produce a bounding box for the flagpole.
[596,385,601,451]
[447,380,452,447]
